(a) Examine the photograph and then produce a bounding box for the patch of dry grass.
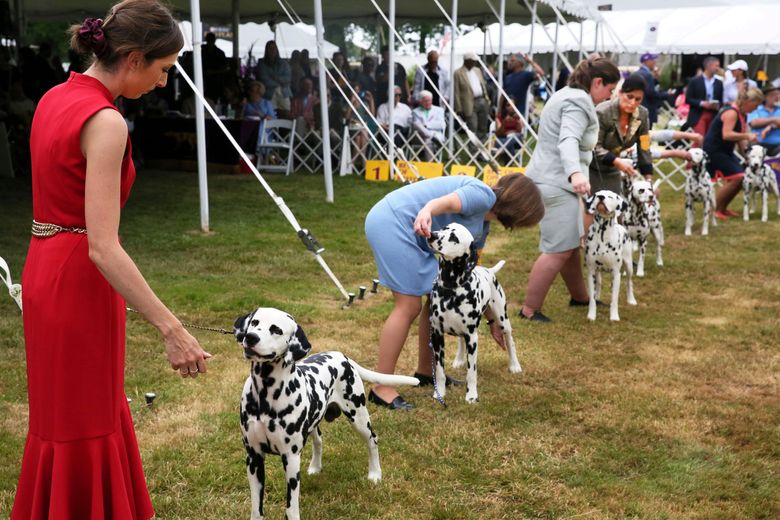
[2,170,779,519]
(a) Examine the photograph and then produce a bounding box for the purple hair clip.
[79,17,108,57]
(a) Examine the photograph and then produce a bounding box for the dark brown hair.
[568,57,621,92]
[69,0,183,71]
[491,174,544,229]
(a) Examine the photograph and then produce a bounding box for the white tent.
[179,21,338,59]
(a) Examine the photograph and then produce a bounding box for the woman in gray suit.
[520,57,621,322]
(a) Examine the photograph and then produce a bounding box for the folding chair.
[256,119,297,175]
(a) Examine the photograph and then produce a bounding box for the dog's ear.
[288,325,312,361]
[585,194,597,214]
[234,313,250,343]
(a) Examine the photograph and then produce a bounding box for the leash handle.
[0,256,23,312]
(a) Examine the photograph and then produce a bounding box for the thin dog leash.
[126,307,233,335]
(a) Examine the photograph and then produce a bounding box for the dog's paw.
[465,394,479,404]
[609,312,620,321]
[637,269,645,277]
[307,464,322,475]
[451,357,465,369]
[368,470,382,483]
[627,297,637,306]
[508,362,522,374]
[684,229,692,236]
[587,312,597,321]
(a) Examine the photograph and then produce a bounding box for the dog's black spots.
[447,233,460,244]
[324,403,341,422]
[269,324,284,335]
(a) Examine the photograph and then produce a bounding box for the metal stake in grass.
[358,286,367,300]
[371,279,380,293]
[342,292,356,309]
[144,392,157,407]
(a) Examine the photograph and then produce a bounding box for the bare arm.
[748,116,780,129]
[413,193,463,237]
[720,109,756,145]
[83,109,210,377]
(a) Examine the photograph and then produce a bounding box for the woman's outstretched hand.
[163,323,212,378]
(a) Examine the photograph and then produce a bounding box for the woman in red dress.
[13,1,211,518]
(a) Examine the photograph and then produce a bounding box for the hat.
[464,52,478,61]
[640,52,658,63]
[727,59,748,72]
[762,84,780,95]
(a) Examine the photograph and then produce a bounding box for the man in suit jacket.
[685,56,724,137]
[637,52,670,126]
[453,52,489,138]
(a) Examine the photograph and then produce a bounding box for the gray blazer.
[525,86,598,194]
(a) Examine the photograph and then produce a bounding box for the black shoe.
[413,372,465,387]
[367,390,414,411]
[518,310,552,322]
[569,298,607,307]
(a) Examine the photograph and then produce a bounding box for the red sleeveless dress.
[12,73,154,520]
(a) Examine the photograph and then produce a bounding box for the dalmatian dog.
[426,223,521,404]
[585,190,637,322]
[624,177,664,277]
[742,144,780,222]
[685,148,717,236]
[234,308,419,520]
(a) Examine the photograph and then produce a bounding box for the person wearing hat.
[637,52,672,125]
[747,84,780,156]
[454,52,490,138]
[685,56,724,137]
[724,59,758,104]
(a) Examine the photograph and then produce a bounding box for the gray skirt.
[537,183,583,253]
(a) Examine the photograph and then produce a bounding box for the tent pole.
[231,0,239,65]
[497,0,505,86]
[552,20,559,91]
[593,22,599,53]
[529,0,536,59]
[579,21,584,60]
[448,0,458,157]
[388,0,396,173]
[191,0,210,232]
[314,0,334,202]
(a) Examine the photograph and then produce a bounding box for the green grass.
[1,169,779,519]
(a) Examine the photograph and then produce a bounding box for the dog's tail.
[349,360,420,387]
[488,260,506,274]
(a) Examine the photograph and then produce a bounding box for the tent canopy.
[21,0,600,24]
[178,21,338,59]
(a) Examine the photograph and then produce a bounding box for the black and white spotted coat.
[234,307,418,520]
[685,148,717,236]
[624,177,664,277]
[585,190,637,322]
[742,144,780,222]
[427,223,521,404]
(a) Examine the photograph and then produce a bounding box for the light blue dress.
[365,176,496,296]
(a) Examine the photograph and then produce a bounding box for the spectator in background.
[290,77,319,134]
[703,87,762,219]
[327,51,352,106]
[495,97,523,162]
[555,64,570,92]
[412,90,446,161]
[747,83,780,156]
[685,56,723,138]
[356,56,378,101]
[723,59,757,104]
[376,45,410,106]
[413,50,449,107]
[299,49,312,79]
[502,52,545,122]
[637,52,672,126]
[255,40,292,118]
[244,80,277,160]
[453,52,489,139]
[377,85,413,147]
[289,50,305,97]
[345,80,376,169]
[201,32,227,100]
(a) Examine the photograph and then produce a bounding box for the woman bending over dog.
[364,174,544,410]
